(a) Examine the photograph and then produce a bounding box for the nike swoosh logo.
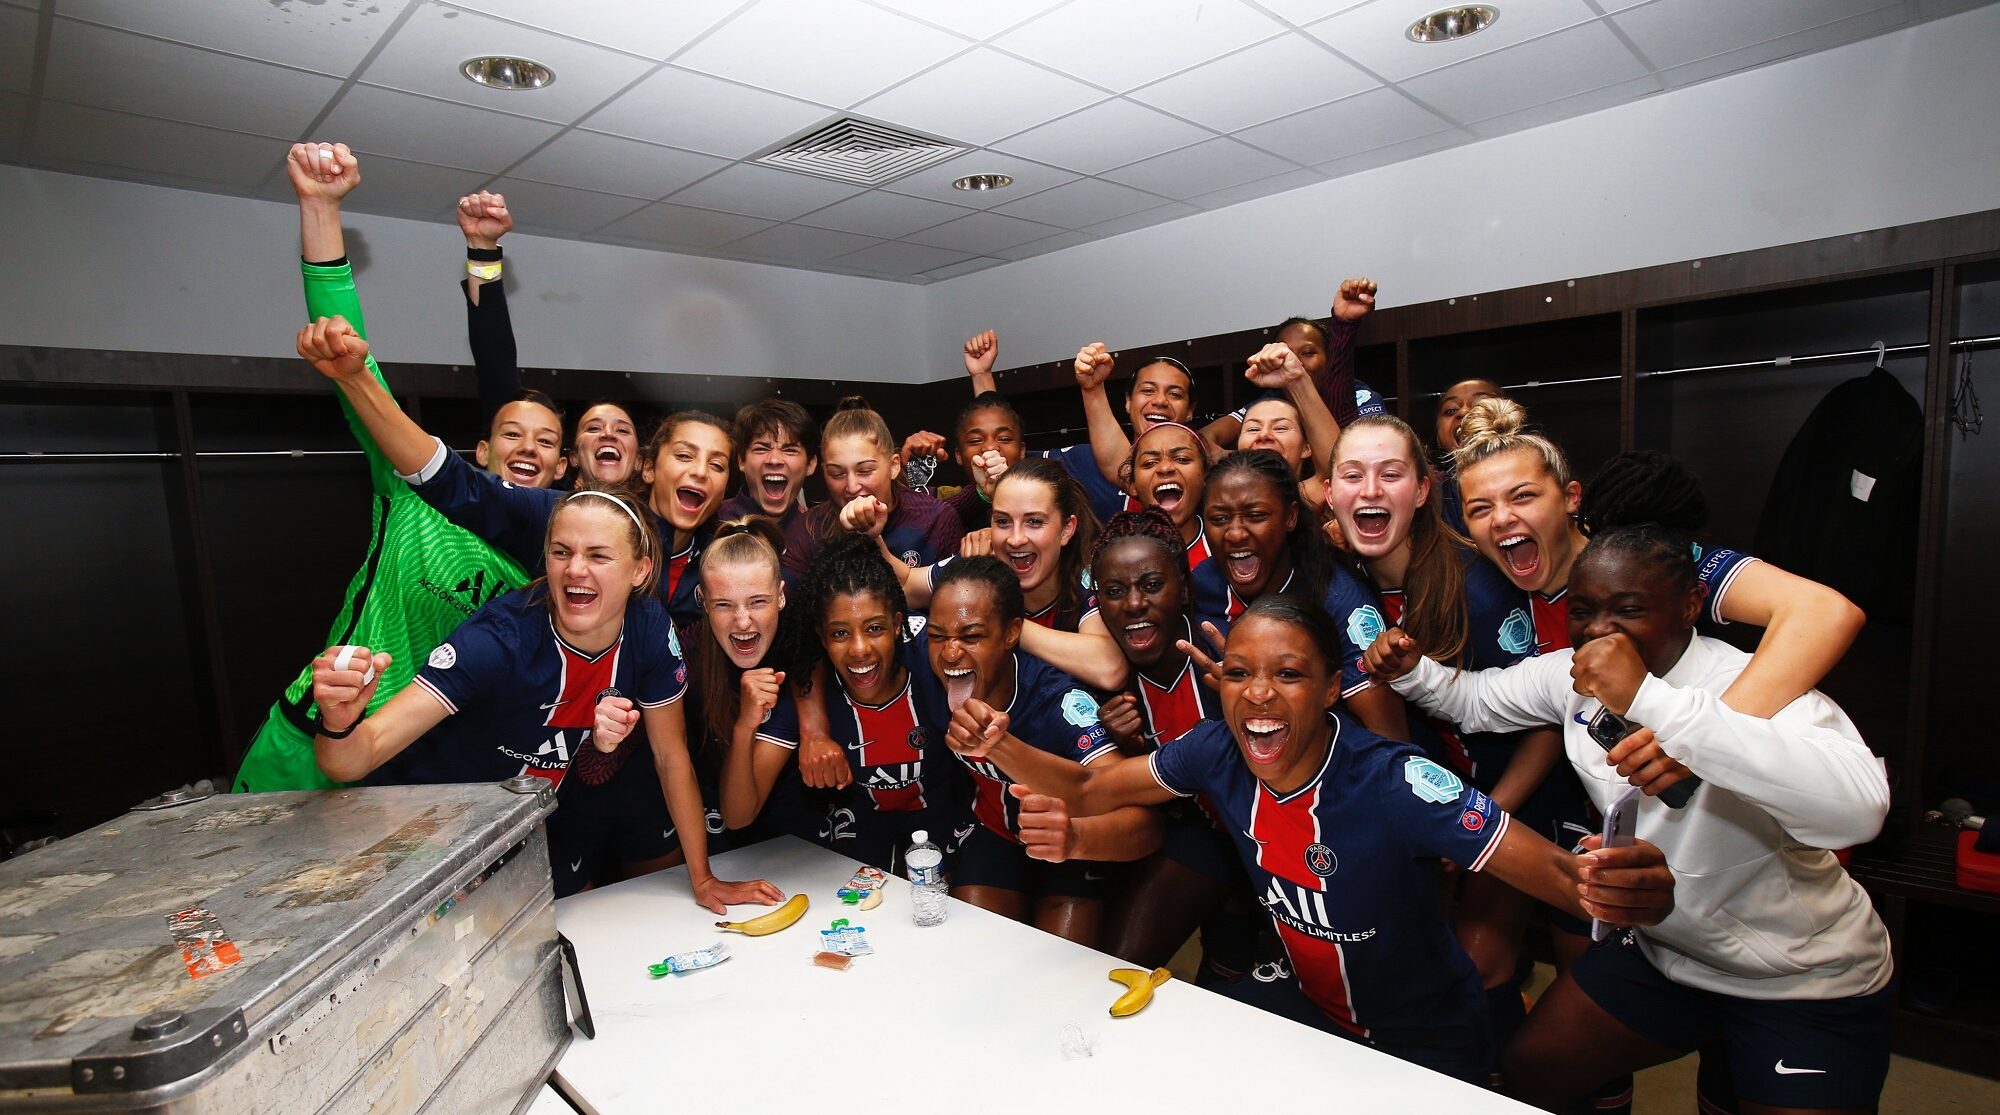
[1774,1061,1827,1075]
[1083,872,1106,882]
[541,700,567,710]
[1573,711,1591,726]
[569,858,583,873]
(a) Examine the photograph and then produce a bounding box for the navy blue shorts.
[1469,751,1594,937]
[1571,929,1893,1110]
[950,821,1114,900]
[1160,808,1243,884]
[547,741,684,898]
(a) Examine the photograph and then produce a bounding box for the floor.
[1166,940,2000,1111]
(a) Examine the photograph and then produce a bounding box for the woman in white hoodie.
[1370,522,1892,1114]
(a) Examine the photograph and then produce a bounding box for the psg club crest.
[1304,842,1338,877]
[906,727,928,753]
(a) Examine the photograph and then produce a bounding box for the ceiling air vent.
[752,117,968,188]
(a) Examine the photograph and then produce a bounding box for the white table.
[552,837,1531,1113]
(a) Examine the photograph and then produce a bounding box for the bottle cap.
[911,830,928,844]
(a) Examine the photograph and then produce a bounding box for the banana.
[856,888,883,911]
[1107,966,1173,1017]
[714,893,808,936]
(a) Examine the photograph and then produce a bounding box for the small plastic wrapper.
[811,951,854,971]
[836,867,887,905]
[1059,1023,1095,1060]
[819,920,874,957]
[647,941,731,978]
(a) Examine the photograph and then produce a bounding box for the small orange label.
[165,907,242,979]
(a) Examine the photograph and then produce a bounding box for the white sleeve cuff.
[396,437,450,485]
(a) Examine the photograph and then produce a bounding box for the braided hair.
[790,533,913,685]
[1091,506,1188,585]
[1577,522,1698,596]
[1580,450,1709,536]
[994,456,1099,628]
[1206,449,1333,602]
[932,554,1027,625]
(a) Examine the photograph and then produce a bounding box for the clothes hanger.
[1871,340,1887,369]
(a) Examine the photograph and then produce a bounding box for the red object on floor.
[1955,830,2000,894]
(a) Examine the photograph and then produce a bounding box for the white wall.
[926,3,2000,371]
[0,165,931,382]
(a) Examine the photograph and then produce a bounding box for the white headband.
[565,490,649,553]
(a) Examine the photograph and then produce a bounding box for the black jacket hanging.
[1755,367,1924,622]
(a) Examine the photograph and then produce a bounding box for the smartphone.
[1586,706,1700,809]
[1591,786,1642,943]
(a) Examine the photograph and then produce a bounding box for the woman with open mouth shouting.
[919,557,1162,947]
[1125,419,1215,574]
[720,534,968,874]
[1326,413,1585,1055]
[300,476,780,912]
[948,594,1675,1084]
[782,399,964,581]
[1455,400,1864,720]
[900,458,1127,691]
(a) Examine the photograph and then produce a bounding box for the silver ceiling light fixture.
[460,56,556,90]
[952,173,1013,192]
[1406,6,1499,43]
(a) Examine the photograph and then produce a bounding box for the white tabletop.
[552,837,1531,1114]
[523,1084,574,1115]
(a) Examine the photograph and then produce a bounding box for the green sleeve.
[301,260,400,495]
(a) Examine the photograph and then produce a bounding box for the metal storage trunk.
[0,781,569,1113]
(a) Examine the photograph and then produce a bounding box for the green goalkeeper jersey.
[232,261,528,792]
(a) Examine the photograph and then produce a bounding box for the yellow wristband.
[467,260,503,281]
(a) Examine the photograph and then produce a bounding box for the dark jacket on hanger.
[1755,367,1923,622]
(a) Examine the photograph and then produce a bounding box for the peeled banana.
[715,893,808,936]
[1107,966,1173,1017]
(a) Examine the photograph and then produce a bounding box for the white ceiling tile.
[664,162,864,221]
[1312,126,1462,178]
[994,0,1288,91]
[993,177,1164,227]
[792,190,973,237]
[726,222,887,264]
[324,152,489,219]
[596,201,777,249]
[510,130,727,199]
[358,2,653,124]
[1915,0,1998,16]
[481,176,654,234]
[880,149,1078,209]
[992,229,1098,260]
[44,20,341,140]
[445,0,746,61]
[854,48,1105,147]
[924,256,1009,279]
[904,209,1065,253]
[1187,166,1326,209]
[1303,0,1602,82]
[993,98,1211,175]
[1101,136,1297,199]
[871,0,1067,39]
[1652,6,1908,88]
[319,85,562,170]
[674,0,969,108]
[1254,1,1375,22]
[1237,86,1453,164]
[0,7,35,96]
[1129,33,1378,132]
[57,0,416,76]
[28,103,279,193]
[1611,0,1894,71]
[1465,75,1663,139]
[1085,201,1202,237]
[580,67,832,159]
[831,239,973,275]
[1397,21,1653,124]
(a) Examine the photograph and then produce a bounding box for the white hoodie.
[1394,634,1892,1001]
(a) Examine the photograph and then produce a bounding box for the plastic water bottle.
[906,830,947,927]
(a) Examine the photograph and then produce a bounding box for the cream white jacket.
[1394,634,1892,1000]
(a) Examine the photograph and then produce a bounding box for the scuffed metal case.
[0,782,569,1113]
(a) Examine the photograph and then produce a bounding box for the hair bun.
[1455,396,1527,449]
[835,394,873,412]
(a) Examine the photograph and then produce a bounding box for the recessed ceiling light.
[460,56,555,90]
[952,173,1013,192]
[1407,6,1499,43]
